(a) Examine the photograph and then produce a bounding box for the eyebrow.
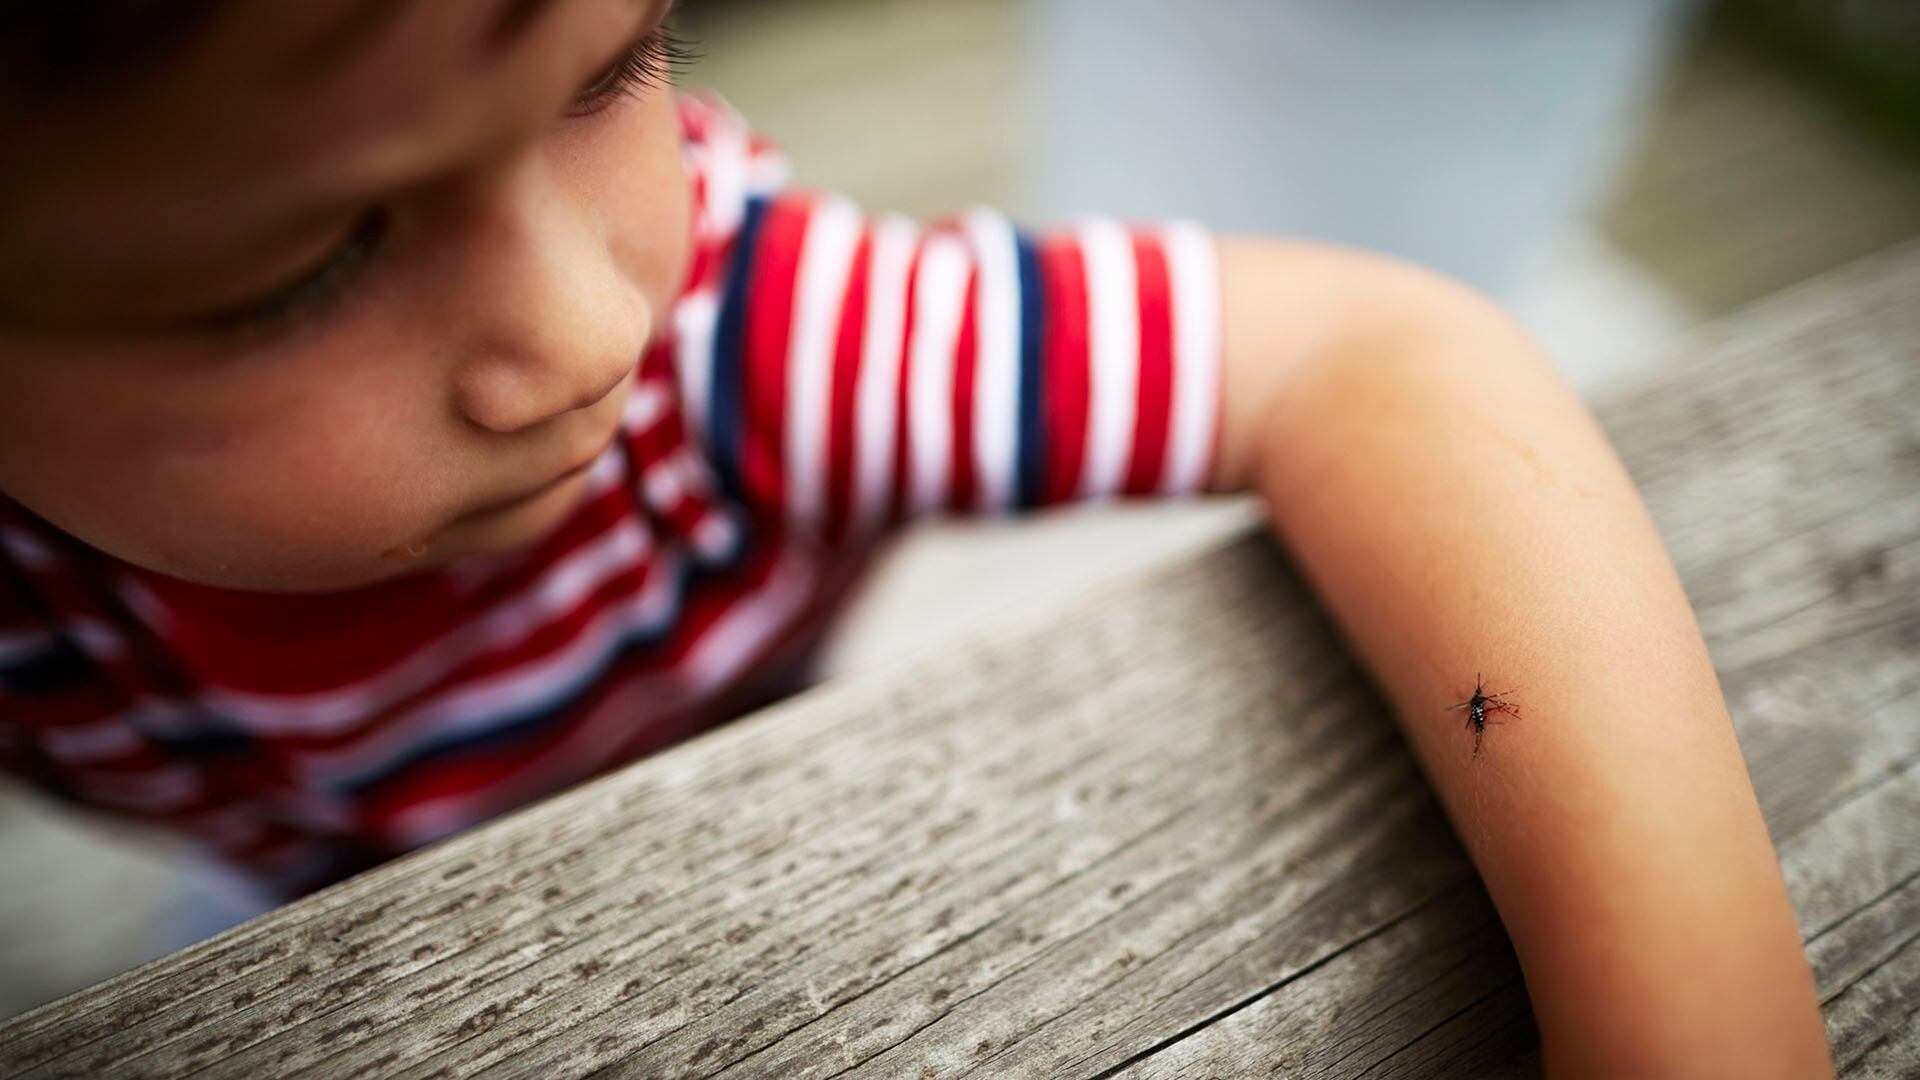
[286,0,568,86]
[285,1,411,82]
[487,0,561,50]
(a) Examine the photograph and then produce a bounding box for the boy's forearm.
[1213,240,1833,1077]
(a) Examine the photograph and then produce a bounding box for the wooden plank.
[2,244,1916,1078]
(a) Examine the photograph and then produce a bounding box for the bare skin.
[1210,240,1833,1077]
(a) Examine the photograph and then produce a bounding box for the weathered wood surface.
[2,245,1916,1079]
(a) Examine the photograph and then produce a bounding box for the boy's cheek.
[0,91,691,592]
[16,439,452,593]
[0,351,456,591]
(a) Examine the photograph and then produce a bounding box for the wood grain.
[2,244,1915,1078]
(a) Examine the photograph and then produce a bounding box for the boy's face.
[0,0,692,592]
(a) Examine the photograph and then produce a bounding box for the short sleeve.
[680,191,1222,544]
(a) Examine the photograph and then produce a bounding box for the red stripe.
[18,677,124,729]
[125,484,637,696]
[125,568,460,694]
[948,267,982,513]
[825,226,873,545]
[1124,232,1175,494]
[159,510,645,756]
[1037,236,1091,505]
[676,95,714,142]
[361,538,792,843]
[360,751,521,842]
[888,239,926,527]
[637,339,676,384]
[625,403,680,466]
[742,197,811,517]
[274,605,625,766]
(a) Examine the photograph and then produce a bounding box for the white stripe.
[201,513,650,735]
[745,154,792,198]
[65,615,127,663]
[0,621,124,669]
[643,453,688,509]
[906,235,970,517]
[34,695,239,763]
[0,526,55,569]
[115,573,172,632]
[621,379,671,436]
[387,544,817,847]
[582,446,627,496]
[696,104,789,240]
[964,209,1021,513]
[303,544,685,787]
[644,448,720,522]
[690,511,741,562]
[1078,218,1139,499]
[674,289,720,449]
[112,698,209,739]
[681,142,710,192]
[109,699,354,836]
[1163,222,1221,493]
[40,719,142,763]
[703,116,749,239]
[785,197,864,532]
[853,216,918,535]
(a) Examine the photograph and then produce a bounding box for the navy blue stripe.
[156,726,256,759]
[0,638,90,696]
[1013,231,1047,510]
[336,560,693,796]
[710,195,771,503]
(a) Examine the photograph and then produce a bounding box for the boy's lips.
[463,431,621,521]
[381,428,622,562]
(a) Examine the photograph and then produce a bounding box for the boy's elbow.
[1212,234,1552,493]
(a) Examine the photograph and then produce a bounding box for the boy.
[0,2,1830,1075]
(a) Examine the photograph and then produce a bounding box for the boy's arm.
[1209,238,1833,1078]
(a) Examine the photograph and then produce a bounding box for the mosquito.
[1446,673,1521,756]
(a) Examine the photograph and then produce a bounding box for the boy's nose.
[449,156,650,435]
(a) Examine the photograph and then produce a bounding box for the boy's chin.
[372,467,599,578]
[124,467,598,595]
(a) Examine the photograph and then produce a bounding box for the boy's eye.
[173,22,695,341]
[568,26,696,117]
[194,210,389,336]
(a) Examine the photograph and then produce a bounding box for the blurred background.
[5,0,1918,1021]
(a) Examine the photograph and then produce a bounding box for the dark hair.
[0,0,223,101]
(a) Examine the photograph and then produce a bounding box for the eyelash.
[198,210,389,339]
[201,26,697,339]
[570,26,698,116]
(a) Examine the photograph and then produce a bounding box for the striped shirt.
[0,93,1222,898]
